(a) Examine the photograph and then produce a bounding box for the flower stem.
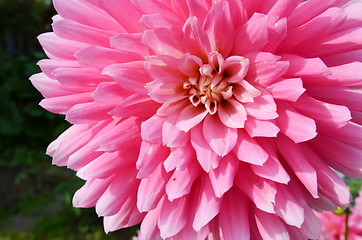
[345,208,350,240]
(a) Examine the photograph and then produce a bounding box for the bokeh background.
[0,0,137,239]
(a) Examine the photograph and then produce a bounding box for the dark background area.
[0,0,136,239]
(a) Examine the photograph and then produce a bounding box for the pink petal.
[263,17,287,53]
[287,0,348,29]
[72,177,113,208]
[103,61,152,95]
[304,62,362,87]
[300,27,362,58]
[322,49,362,66]
[104,193,145,232]
[274,185,305,228]
[277,101,317,143]
[110,95,160,118]
[165,161,201,201]
[219,188,250,240]
[95,168,138,216]
[52,19,116,48]
[217,99,247,128]
[37,59,80,79]
[222,56,250,83]
[266,78,305,102]
[208,153,240,198]
[182,16,211,61]
[162,113,190,148]
[251,139,290,184]
[293,95,351,128]
[75,46,141,69]
[192,176,222,231]
[65,102,113,124]
[30,73,77,98]
[311,135,362,175]
[307,86,362,112]
[40,92,93,114]
[317,121,362,149]
[178,53,203,77]
[203,1,233,56]
[267,0,300,19]
[300,144,351,207]
[281,54,330,77]
[140,197,164,240]
[142,28,184,58]
[136,141,169,179]
[146,76,185,103]
[53,67,111,90]
[190,124,221,172]
[132,0,178,22]
[233,130,269,166]
[279,7,347,53]
[203,115,238,157]
[92,82,129,106]
[226,0,248,29]
[244,117,280,138]
[137,163,170,212]
[53,0,123,32]
[176,105,208,132]
[158,197,188,238]
[185,0,210,24]
[276,135,318,198]
[88,118,142,152]
[163,144,194,172]
[110,33,149,57]
[235,165,277,213]
[247,60,289,87]
[93,0,144,32]
[232,13,269,55]
[255,208,290,240]
[38,32,89,60]
[244,90,279,120]
[140,13,183,30]
[145,55,184,79]
[79,152,132,179]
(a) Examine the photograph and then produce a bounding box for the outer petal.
[219,188,250,240]
[208,154,240,198]
[232,13,269,55]
[192,176,222,231]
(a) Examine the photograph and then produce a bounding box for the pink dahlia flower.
[31,0,362,239]
[316,188,362,240]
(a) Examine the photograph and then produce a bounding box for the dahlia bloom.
[316,188,362,240]
[31,0,362,239]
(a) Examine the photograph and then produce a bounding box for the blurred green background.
[0,0,137,239]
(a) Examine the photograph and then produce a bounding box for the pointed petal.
[276,101,317,143]
[233,130,268,166]
[219,188,250,240]
[218,99,247,128]
[190,124,221,172]
[193,176,222,231]
[203,115,238,157]
[176,105,208,132]
[276,135,318,198]
[208,154,239,198]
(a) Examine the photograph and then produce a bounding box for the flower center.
[183,52,234,115]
